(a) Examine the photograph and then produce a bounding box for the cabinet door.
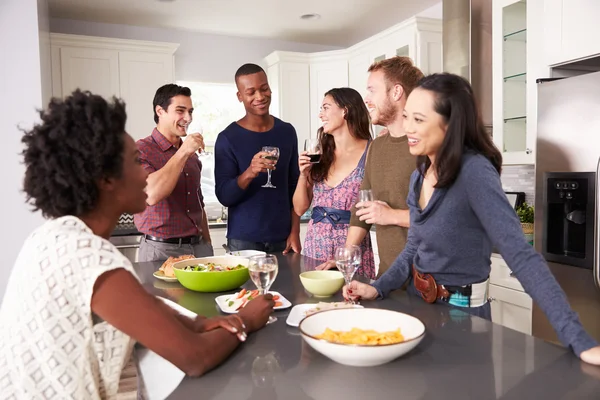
[489,284,532,335]
[59,47,120,99]
[210,227,228,256]
[278,63,310,150]
[560,0,600,63]
[492,0,533,165]
[309,61,349,136]
[348,52,371,94]
[543,0,563,65]
[118,51,174,141]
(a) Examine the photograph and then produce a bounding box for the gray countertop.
[133,255,600,399]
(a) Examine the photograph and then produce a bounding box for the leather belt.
[144,234,200,245]
[412,265,450,303]
[311,206,351,225]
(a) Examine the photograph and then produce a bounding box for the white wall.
[49,18,342,84]
[0,0,50,302]
[418,2,443,18]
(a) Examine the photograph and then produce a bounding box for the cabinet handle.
[488,297,495,302]
[526,148,532,154]
[115,244,140,250]
[509,270,515,277]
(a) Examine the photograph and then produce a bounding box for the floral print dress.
[303,143,375,279]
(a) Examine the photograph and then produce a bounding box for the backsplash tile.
[501,164,535,205]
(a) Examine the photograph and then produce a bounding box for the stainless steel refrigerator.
[533,71,600,345]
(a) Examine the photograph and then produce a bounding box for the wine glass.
[248,254,279,324]
[357,189,374,208]
[335,245,362,304]
[304,139,322,164]
[185,123,211,156]
[196,124,211,156]
[261,146,280,188]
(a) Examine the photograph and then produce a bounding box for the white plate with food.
[154,254,196,282]
[215,289,292,313]
[286,302,364,327]
[152,270,178,283]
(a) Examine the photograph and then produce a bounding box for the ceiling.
[47,0,442,47]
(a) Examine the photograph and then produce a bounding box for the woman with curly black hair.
[0,90,275,399]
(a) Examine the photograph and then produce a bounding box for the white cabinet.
[489,255,533,335]
[58,47,120,99]
[492,0,535,165]
[265,52,311,149]
[543,0,600,66]
[50,34,178,141]
[118,51,175,140]
[309,51,349,136]
[265,16,442,143]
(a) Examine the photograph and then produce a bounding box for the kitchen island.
[133,254,600,399]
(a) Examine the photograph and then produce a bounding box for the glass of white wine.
[248,254,279,324]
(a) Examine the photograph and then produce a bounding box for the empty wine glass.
[357,189,374,208]
[304,139,322,164]
[335,245,362,304]
[261,146,280,188]
[196,124,211,156]
[248,254,279,324]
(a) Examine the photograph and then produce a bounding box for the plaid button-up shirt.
[134,129,205,239]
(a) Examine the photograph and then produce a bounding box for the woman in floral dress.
[293,88,375,279]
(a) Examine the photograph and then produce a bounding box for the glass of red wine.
[304,139,322,164]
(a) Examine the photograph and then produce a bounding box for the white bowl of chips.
[299,308,425,367]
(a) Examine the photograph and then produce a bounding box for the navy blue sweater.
[214,118,300,242]
[373,152,597,356]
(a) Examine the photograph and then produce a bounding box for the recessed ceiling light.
[300,13,321,21]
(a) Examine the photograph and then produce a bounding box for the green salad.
[182,262,245,272]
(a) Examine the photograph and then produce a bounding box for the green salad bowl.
[172,256,250,292]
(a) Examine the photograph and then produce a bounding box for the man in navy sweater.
[214,63,301,254]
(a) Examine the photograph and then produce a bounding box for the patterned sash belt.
[311,206,351,225]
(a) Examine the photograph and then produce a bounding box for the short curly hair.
[22,90,127,219]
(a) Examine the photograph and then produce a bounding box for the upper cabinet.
[543,0,600,66]
[492,0,536,164]
[265,16,442,143]
[50,34,179,141]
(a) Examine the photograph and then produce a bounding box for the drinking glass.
[357,189,374,208]
[248,254,279,324]
[185,123,211,156]
[334,245,362,303]
[261,146,280,188]
[304,138,322,164]
[197,125,211,156]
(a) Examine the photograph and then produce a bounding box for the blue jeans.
[227,238,287,253]
[407,278,492,320]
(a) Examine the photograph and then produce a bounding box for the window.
[176,81,245,221]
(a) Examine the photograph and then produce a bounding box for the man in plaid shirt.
[134,84,213,261]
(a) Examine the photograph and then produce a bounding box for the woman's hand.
[580,346,600,365]
[194,315,247,342]
[298,151,312,177]
[342,281,379,302]
[238,294,275,332]
[316,260,336,270]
